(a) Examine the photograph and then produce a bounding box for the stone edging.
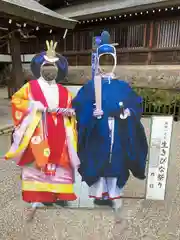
[0,124,13,135]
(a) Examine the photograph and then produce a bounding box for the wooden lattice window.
[73,32,81,51]
[65,32,73,51]
[115,23,147,49]
[154,20,180,48]
[66,31,94,51]
[83,31,93,50]
[54,35,64,52]
[20,39,38,54]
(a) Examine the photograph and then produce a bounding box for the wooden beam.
[149,22,154,48]
[8,30,24,97]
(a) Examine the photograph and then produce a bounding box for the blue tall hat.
[97,31,118,75]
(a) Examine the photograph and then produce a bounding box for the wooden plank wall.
[0,30,8,54]
[1,17,180,65]
[62,17,180,66]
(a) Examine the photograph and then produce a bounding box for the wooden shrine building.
[0,0,77,96]
[1,0,180,87]
[35,0,179,86]
[55,0,180,66]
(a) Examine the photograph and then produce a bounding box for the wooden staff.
[94,74,102,119]
[91,52,97,80]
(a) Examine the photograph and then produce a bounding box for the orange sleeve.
[11,83,31,126]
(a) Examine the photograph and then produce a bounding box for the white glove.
[32,101,46,112]
[120,108,131,120]
[93,109,104,118]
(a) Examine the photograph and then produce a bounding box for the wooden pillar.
[8,30,23,98]
[147,21,154,65]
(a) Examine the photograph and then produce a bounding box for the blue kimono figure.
[72,31,148,208]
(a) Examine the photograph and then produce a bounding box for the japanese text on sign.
[146,116,173,200]
[157,121,169,189]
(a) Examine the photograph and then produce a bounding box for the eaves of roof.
[56,0,177,20]
[0,0,78,29]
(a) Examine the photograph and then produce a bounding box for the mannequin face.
[41,63,58,81]
[98,54,115,74]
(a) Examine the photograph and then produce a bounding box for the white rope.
[47,107,75,115]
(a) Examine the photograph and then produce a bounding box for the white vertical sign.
[146,116,173,200]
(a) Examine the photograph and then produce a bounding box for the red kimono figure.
[5,40,80,211]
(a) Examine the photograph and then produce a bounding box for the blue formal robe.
[72,79,148,189]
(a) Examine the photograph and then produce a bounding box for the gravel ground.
[0,88,180,240]
[0,88,12,127]
[0,121,180,240]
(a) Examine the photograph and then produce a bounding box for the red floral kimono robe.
[5,78,79,203]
